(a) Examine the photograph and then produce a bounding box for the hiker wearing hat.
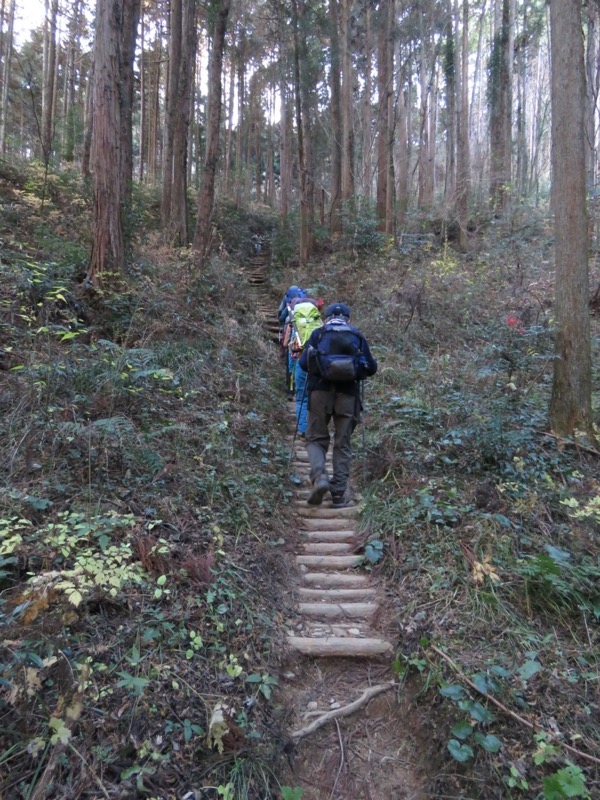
[298,302,377,507]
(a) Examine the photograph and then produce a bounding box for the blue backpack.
[278,286,306,324]
[310,321,363,382]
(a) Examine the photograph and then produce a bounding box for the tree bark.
[163,0,197,244]
[41,0,58,162]
[341,0,354,202]
[329,0,343,233]
[548,0,594,440]
[193,0,231,265]
[88,0,126,285]
[0,0,15,154]
[456,0,470,247]
[489,0,513,212]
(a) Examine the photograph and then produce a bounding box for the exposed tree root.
[291,681,396,741]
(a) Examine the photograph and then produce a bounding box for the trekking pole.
[289,375,308,465]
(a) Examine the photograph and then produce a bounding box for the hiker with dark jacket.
[298,302,377,508]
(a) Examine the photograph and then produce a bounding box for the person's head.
[316,298,325,311]
[325,302,351,321]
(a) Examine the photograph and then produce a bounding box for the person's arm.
[359,336,377,377]
[298,329,319,370]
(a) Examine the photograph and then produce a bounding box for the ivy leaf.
[467,702,495,724]
[518,660,542,682]
[471,673,490,694]
[450,721,473,741]
[364,540,384,564]
[473,732,502,753]
[259,683,272,700]
[447,739,474,762]
[439,684,465,700]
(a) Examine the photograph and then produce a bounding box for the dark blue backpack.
[311,322,362,382]
[278,286,306,324]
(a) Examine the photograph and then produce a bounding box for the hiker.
[288,298,323,436]
[298,302,377,507]
[278,286,307,398]
[277,285,306,325]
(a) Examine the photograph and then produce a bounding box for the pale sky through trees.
[15,0,44,44]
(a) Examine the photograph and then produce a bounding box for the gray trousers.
[305,388,358,497]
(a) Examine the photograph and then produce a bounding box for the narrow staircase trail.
[246,249,424,799]
[247,248,393,658]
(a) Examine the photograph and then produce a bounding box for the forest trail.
[246,249,426,799]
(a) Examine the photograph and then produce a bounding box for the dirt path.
[249,252,429,799]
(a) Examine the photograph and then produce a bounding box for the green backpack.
[290,301,322,357]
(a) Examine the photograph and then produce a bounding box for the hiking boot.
[331,493,349,509]
[307,475,329,505]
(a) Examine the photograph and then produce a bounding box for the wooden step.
[288,636,393,657]
[297,555,363,569]
[302,572,369,587]
[298,602,378,620]
[303,530,355,543]
[295,505,359,519]
[297,587,377,602]
[301,518,358,532]
[302,542,353,555]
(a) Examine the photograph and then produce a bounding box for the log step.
[297,587,377,602]
[296,555,363,569]
[302,542,353,555]
[298,602,378,620]
[295,505,359,519]
[301,518,358,532]
[303,530,355,543]
[302,572,370,587]
[288,636,393,657]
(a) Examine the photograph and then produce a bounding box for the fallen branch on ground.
[291,682,396,741]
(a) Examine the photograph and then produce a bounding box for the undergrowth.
[0,170,295,799]
[1,164,599,800]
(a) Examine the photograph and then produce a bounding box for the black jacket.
[298,319,377,396]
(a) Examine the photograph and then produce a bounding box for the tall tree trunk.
[138,7,146,182]
[161,0,182,229]
[118,0,141,211]
[193,0,231,265]
[549,0,594,440]
[341,0,354,202]
[224,56,235,195]
[42,0,58,162]
[0,0,15,154]
[62,0,81,163]
[376,0,393,230]
[395,70,409,226]
[291,0,314,265]
[164,0,197,244]
[329,0,343,233]
[81,61,94,177]
[456,0,470,247]
[584,3,599,194]
[417,12,434,209]
[361,0,373,200]
[279,60,292,220]
[444,2,457,207]
[88,0,126,285]
[489,0,513,212]
[234,32,245,207]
